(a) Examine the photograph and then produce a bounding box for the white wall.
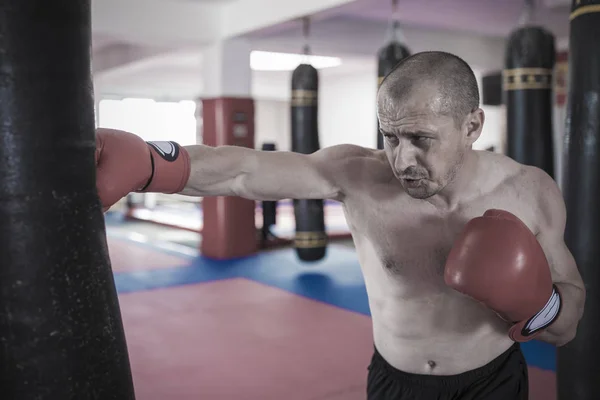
[476,106,505,152]
[97,98,198,145]
[254,99,290,151]
[319,71,379,149]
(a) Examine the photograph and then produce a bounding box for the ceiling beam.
[92,0,222,47]
[221,0,357,38]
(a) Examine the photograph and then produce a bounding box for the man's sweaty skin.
[174,79,585,376]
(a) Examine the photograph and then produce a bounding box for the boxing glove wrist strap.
[509,284,562,342]
[522,284,562,334]
[138,141,191,194]
[139,151,156,192]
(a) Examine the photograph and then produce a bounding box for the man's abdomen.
[369,293,514,375]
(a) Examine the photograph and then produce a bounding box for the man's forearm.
[536,282,585,346]
[179,144,342,201]
[177,145,251,197]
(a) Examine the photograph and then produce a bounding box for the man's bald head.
[378,51,480,126]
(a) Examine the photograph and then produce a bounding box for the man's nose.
[394,145,417,174]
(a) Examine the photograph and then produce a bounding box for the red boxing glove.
[95,128,191,212]
[444,209,562,342]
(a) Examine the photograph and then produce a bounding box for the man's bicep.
[245,144,371,201]
[538,231,581,286]
[535,169,583,288]
[239,148,344,201]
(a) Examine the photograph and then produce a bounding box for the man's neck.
[427,150,479,211]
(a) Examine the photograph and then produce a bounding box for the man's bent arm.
[533,168,586,346]
[178,144,354,202]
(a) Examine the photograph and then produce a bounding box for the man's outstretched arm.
[95,128,360,211]
[180,144,342,201]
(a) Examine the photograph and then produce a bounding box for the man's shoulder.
[509,161,559,198]
[316,144,388,173]
[477,149,520,173]
[475,150,523,193]
[484,153,565,229]
[519,165,565,220]
[315,145,393,190]
[478,150,555,189]
[317,144,380,160]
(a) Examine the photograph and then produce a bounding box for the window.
[97,97,198,145]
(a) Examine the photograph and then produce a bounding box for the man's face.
[377,85,477,199]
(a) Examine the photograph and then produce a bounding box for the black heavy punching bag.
[291,64,327,262]
[261,142,278,242]
[557,2,600,399]
[0,1,136,399]
[376,1,410,150]
[503,26,556,178]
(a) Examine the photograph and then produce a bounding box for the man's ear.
[464,108,485,145]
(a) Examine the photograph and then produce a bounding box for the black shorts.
[367,342,528,400]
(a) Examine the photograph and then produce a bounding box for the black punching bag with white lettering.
[376,22,410,149]
[291,64,327,262]
[0,1,136,399]
[557,2,600,399]
[504,26,556,178]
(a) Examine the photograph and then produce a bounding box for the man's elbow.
[540,322,579,347]
[556,292,585,346]
[553,328,577,347]
[571,284,587,326]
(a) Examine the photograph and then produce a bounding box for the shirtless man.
[95,51,585,399]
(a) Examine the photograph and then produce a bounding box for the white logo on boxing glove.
[147,141,179,162]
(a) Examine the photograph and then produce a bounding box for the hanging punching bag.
[376,19,410,149]
[503,26,556,178]
[557,2,600,399]
[0,1,135,399]
[261,142,278,242]
[291,64,327,262]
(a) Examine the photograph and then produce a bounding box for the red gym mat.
[117,277,556,400]
[119,278,373,400]
[107,236,191,273]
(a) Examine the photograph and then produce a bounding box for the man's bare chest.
[343,192,539,280]
[359,211,467,279]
